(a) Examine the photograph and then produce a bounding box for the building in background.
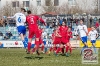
[0,0,99,15]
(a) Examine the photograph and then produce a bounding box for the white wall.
[0,0,97,14]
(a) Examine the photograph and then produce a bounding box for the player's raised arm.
[38,17,46,26]
[7,14,16,19]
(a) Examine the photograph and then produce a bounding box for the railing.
[0,26,100,41]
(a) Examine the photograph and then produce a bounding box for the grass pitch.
[0,48,100,66]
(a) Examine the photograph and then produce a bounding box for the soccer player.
[88,26,98,53]
[7,8,27,49]
[38,26,45,53]
[26,10,46,55]
[47,30,55,54]
[65,27,72,56]
[31,26,45,54]
[77,20,88,55]
[54,22,68,56]
[42,28,48,53]
[53,26,62,56]
[60,22,68,55]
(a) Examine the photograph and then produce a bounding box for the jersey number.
[30,18,34,24]
[18,17,21,23]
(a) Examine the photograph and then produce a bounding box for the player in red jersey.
[53,26,61,53]
[48,30,56,54]
[26,10,46,55]
[54,22,68,56]
[65,27,72,57]
[58,22,68,55]
[38,27,45,53]
[46,30,55,55]
[31,26,45,54]
[59,22,68,44]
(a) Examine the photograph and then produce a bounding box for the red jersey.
[52,33,55,40]
[59,26,68,36]
[52,30,61,44]
[26,14,45,30]
[38,28,43,37]
[67,31,72,40]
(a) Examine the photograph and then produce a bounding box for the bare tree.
[92,0,98,13]
[28,4,38,14]
[58,3,69,14]
[42,0,57,13]
[71,2,83,14]
[0,1,21,16]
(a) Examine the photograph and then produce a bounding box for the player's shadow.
[24,56,44,60]
[24,56,34,59]
[35,56,44,60]
[59,54,66,56]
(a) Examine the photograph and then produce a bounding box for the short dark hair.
[21,8,26,12]
[27,10,31,14]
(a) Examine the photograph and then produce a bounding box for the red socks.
[41,45,44,51]
[35,41,40,50]
[28,42,31,52]
[69,47,72,54]
[61,48,64,54]
[66,46,69,53]
[32,48,35,52]
[53,47,57,52]
[50,47,53,51]
[56,47,61,54]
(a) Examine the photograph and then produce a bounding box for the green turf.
[0,48,100,66]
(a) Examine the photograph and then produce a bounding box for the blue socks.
[22,37,28,49]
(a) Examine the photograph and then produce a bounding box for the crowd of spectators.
[0,31,13,40]
[44,16,100,29]
[0,15,100,40]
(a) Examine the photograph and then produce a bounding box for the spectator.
[67,17,70,25]
[63,17,67,23]
[4,31,12,40]
[8,19,16,26]
[76,19,79,26]
[0,18,4,27]
[0,31,3,36]
[95,21,100,32]
[94,17,97,25]
[90,17,93,27]
[99,18,100,23]
[59,18,63,25]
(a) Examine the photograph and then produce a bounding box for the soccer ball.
[15,41,18,45]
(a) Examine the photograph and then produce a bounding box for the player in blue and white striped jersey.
[88,26,98,53]
[77,20,88,55]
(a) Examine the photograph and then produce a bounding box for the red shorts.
[35,38,43,45]
[61,36,68,44]
[39,39,43,44]
[29,29,39,38]
[53,37,61,44]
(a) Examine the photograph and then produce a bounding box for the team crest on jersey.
[82,48,98,64]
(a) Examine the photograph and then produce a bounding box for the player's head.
[80,19,83,25]
[27,10,31,14]
[62,21,66,26]
[21,8,26,13]
[91,26,95,31]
